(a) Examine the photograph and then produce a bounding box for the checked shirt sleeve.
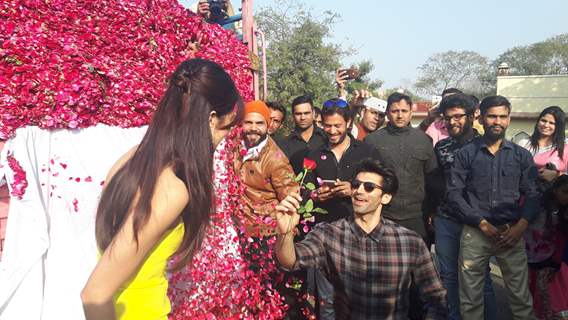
[292,223,329,271]
[414,239,448,319]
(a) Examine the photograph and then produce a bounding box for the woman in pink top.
[519,106,568,180]
[518,106,567,319]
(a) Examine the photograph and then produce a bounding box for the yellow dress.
[114,223,184,319]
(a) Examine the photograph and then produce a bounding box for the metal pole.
[241,0,253,49]
[255,29,268,100]
[241,0,259,99]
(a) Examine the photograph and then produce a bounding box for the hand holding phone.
[338,68,359,80]
[320,179,336,188]
[332,180,352,198]
[316,180,335,202]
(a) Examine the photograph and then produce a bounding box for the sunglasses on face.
[351,179,382,193]
[323,99,349,109]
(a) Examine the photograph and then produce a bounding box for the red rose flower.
[303,158,317,170]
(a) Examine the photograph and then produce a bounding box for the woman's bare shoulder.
[105,145,139,184]
[150,167,190,223]
[156,168,190,203]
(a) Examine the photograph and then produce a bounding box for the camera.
[208,0,228,24]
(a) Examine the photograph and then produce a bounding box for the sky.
[181,0,568,89]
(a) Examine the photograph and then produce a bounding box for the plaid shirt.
[292,217,447,319]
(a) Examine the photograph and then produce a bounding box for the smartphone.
[339,68,359,80]
[320,179,336,188]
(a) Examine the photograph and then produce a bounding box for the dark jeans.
[310,268,335,320]
[435,216,497,320]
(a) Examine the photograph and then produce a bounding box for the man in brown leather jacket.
[235,100,299,237]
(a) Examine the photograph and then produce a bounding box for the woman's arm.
[81,168,189,320]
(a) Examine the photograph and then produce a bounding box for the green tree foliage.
[494,33,568,75]
[414,50,495,98]
[255,1,346,108]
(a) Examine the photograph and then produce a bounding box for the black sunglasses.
[351,179,382,193]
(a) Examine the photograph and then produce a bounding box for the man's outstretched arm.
[274,193,302,269]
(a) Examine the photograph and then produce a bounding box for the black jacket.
[305,137,381,223]
[365,125,438,221]
[276,126,328,174]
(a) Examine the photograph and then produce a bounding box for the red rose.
[303,158,317,170]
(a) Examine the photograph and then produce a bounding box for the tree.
[255,1,346,108]
[494,33,568,75]
[414,50,495,98]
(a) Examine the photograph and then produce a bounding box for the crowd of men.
[232,74,546,319]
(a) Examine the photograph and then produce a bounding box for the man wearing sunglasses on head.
[274,159,448,320]
[304,98,381,224]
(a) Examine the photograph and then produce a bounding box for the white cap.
[363,97,387,113]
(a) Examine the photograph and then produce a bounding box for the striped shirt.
[292,217,447,319]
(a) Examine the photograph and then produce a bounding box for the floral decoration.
[168,127,289,319]
[0,0,253,139]
[6,152,27,200]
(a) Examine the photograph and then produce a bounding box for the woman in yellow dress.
[80,58,244,320]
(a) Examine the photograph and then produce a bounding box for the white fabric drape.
[0,125,146,320]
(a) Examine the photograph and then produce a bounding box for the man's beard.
[245,132,267,148]
[329,132,348,147]
[484,125,506,142]
[450,121,472,139]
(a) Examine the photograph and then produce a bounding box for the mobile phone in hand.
[339,68,359,80]
[320,180,336,188]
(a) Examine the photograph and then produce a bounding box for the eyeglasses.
[351,179,382,193]
[323,99,349,109]
[442,113,468,122]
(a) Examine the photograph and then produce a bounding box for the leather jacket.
[234,136,300,236]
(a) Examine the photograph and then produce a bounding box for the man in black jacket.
[365,92,438,240]
[277,94,327,173]
[306,98,381,224]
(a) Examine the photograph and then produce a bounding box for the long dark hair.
[529,106,566,159]
[549,175,568,234]
[95,59,243,270]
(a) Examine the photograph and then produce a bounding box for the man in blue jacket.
[448,95,539,320]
